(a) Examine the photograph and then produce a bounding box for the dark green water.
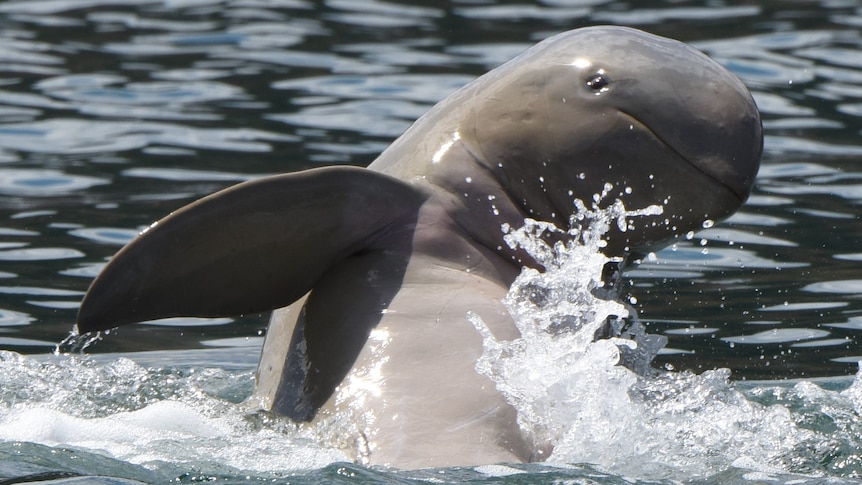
[2,0,862,483]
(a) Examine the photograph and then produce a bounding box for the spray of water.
[0,351,346,479]
[469,196,845,479]
[469,196,661,457]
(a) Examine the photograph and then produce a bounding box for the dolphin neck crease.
[379,136,561,278]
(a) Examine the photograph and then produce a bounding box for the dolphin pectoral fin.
[76,166,426,332]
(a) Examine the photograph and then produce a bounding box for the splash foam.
[469,199,836,478]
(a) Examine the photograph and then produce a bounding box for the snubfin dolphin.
[76,26,762,468]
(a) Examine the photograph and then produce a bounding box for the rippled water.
[2,0,862,483]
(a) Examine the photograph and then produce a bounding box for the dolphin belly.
[256,254,538,467]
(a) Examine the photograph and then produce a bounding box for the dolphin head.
[468,26,762,257]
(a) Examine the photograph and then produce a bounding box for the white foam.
[471,201,833,479]
[474,464,525,477]
[0,352,347,473]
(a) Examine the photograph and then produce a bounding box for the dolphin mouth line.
[618,110,746,204]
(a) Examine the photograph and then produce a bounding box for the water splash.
[0,351,346,480]
[53,328,103,355]
[470,197,664,461]
[470,199,862,479]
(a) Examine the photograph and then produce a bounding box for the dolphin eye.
[586,73,610,93]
